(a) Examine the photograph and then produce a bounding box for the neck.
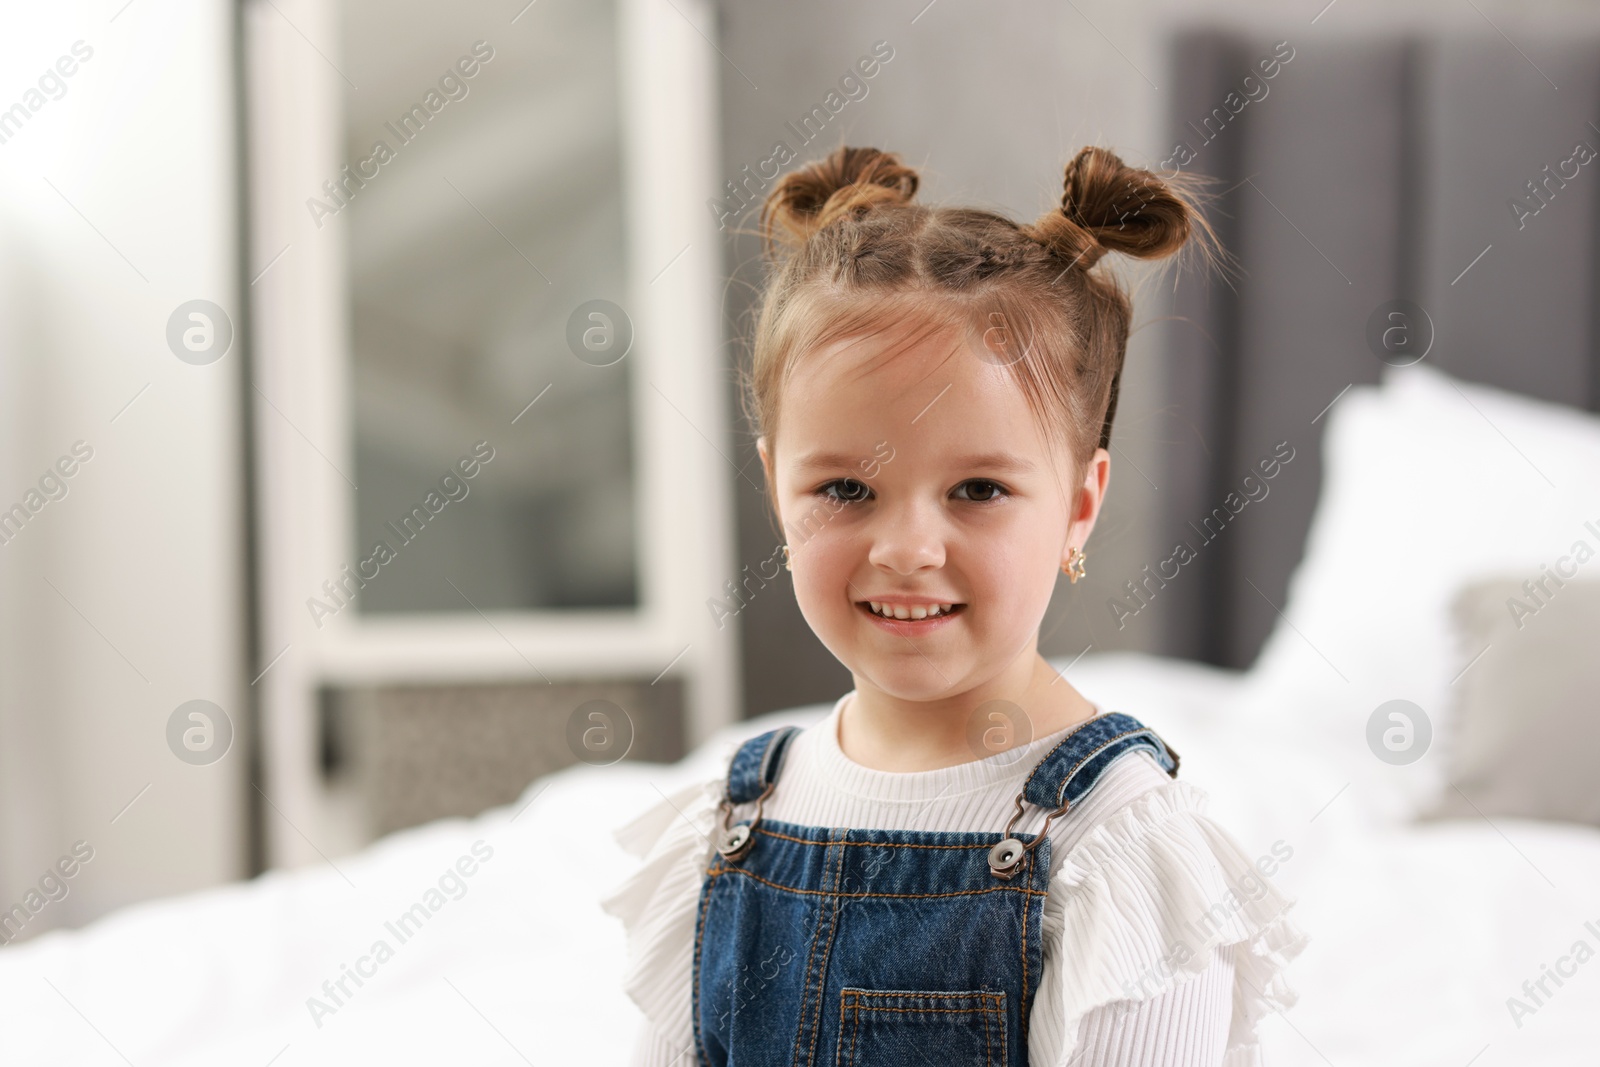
[838,652,1099,772]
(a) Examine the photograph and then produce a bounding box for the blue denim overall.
[692,711,1180,1067]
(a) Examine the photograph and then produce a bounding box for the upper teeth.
[868,602,956,620]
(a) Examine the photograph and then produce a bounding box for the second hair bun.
[1028,146,1193,269]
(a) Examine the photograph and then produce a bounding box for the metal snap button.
[987,836,1025,878]
[718,822,753,858]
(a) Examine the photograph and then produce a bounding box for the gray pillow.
[1423,576,1600,827]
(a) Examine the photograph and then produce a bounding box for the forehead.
[777,319,1061,469]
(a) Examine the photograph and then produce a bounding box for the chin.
[849,660,975,702]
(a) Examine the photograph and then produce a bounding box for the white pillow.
[1424,576,1600,827]
[1242,362,1600,816]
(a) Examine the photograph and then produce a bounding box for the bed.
[3,620,1597,1064]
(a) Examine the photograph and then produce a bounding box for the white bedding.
[2,652,1596,1065]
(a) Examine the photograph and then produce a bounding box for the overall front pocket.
[835,987,1007,1067]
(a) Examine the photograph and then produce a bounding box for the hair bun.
[1026,146,1194,270]
[760,145,919,254]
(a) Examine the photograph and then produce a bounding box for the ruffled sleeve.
[1036,779,1310,1067]
[599,770,725,1054]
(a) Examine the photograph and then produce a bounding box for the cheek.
[786,531,869,666]
[971,543,1049,609]
[970,519,1062,617]
[791,530,857,613]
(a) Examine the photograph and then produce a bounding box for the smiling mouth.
[857,601,967,621]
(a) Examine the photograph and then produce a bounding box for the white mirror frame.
[245,0,738,868]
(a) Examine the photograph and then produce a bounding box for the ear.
[1063,447,1111,562]
[756,435,772,481]
[756,435,786,530]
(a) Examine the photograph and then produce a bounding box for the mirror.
[335,0,638,614]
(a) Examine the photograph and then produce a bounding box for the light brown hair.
[741,144,1213,519]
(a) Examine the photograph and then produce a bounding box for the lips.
[855,599,966,633]
[862,600,962,620]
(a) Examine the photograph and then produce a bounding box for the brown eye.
[819,478,871,503]
[955,479,1007,502]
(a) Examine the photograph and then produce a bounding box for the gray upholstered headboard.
[1157,29,1600,669]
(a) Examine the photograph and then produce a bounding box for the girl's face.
[758,319,1109,704]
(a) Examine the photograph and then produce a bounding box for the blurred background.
[2,0,1600,1060]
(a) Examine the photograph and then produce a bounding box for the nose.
[865,497,947,575]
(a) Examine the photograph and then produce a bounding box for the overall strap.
[1021,711,1179,812]
[724,725,804,804]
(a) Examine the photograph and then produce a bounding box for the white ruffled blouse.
[600,694,1308,1066]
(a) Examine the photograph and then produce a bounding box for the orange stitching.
[1067,731,1152,795]
[711,730,1061,1067]
[790,834,834,1067]
[849,989,857,1067]
[852,988,860,1067]
[1030,725,1151,808]
[842,990,1004,1002]
[972,998,985,1067]
[690,868,724,1067]
[1036,722,1141,782]
[836,990,1005,1014]
[842,1004,1004,1016]
[835,985,1007,1066]
[805,830,848,1067]
[1019,847,1031,1053]
[838,987,861,1067]
[707,857,1043,902]
[755,826,1017,850]
[706,863,1048,901]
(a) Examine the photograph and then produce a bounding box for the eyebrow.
[792,450,1037,475]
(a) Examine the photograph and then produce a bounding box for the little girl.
[601,144,1307,1066]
